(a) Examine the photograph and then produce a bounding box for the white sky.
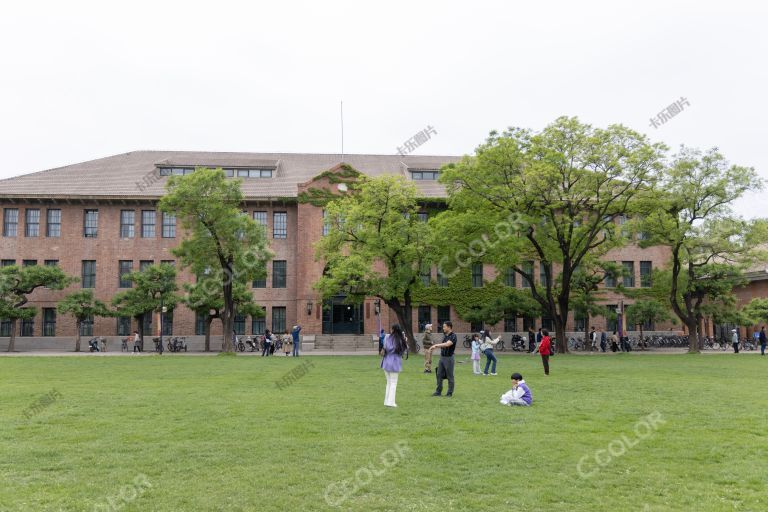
[1,0,766,218]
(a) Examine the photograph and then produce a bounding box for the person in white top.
[480,329,501,376]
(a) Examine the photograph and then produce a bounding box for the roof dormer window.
[410,170,440,180]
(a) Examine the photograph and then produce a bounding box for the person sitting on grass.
[500,372,532,406]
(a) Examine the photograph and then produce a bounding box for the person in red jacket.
[536,329,552,375]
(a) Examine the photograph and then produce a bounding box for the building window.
[470,320,483,333]
[80,315,94,336]
[606,306,618,332]
[117,316,131,336]
[522,261,534,288]
[604,264,617,288]
[1,259,15,267]
[46,209,61,237]
[640,261,652,288]
[234,314,246,335]
[22,260,37,267]
[44,260,58,267]
[226,168,273,178]
[437,269,449,287]
[420,265,431,287]
[416,212,428,223]
[253,276,266,288]
[540,262,551,288]
[143,313,152,334]
[471,263,483,288]
[25,209,40,237]
[273,212,287,239]
[159,167,194,176]
[81,260,96,288]
[410,170,440,180]
[3,208,19,237]
[161,309,173,336]
[0,319,11,336]
[252,318,266,335]
[119,210,135,238]
[541,316,553,331]
[83,210,98,238]
[272,307,286,333]
[141,210,156,238]
[322,209,330,236]
[618,215,631,239]
[622,261,635,288]
[437,306,451,327]
[253,211,267,227]
[20,316,34,336]
[119,261,133,288]
[139,260,153,271]
[505,267,516,287]
[43,308,56,336]
[418,305,431,332]
[162,213,176,238]
[504,312,516,332]
[161,260,175,267]
[195,312,206,335]
[272,260,287,288]
[574,310,586,332]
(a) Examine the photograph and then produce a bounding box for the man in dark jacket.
[760,326,766,356]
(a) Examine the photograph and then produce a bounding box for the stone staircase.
[313,335,378,352]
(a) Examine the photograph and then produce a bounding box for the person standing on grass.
[535,329,551,375]
[600,329,607,353]
[732,329,740,353]
[528,327,536,353]
[759,326,766,356]
[291,325,302,357]
[262,329,273,356]
[471,333,482,375]
[590,326,597,351]
[283,333,292,356]
[429,321,457,397]
[132,331,142,353]
[480,329,500,376]
[380,323,407,407]
[422,324,434,373]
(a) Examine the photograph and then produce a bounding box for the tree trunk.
[138,314,145,341]
[639,324,644,349]
[75,320,82,352]
[204,316,212,352]
[687,319,699,353]
[554,316,567,354]
[7,319,17,352]
[387,299,417,353]
[584,315,591,352]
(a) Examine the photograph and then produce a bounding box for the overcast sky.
[1,0,766,218]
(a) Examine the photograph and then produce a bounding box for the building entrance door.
[322,296,363,334]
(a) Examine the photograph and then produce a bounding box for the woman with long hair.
[380,323,407,407]
[480,329,500,376]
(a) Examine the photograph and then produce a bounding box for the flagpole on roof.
[340,100,344,161]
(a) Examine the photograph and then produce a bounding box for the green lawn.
[1,353,767,511]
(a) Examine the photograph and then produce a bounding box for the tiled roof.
[0,151,460,200]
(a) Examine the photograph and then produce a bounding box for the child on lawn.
[500,372,532,406]
[471,333,481,375]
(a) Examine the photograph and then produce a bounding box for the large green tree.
[743,298,768,326]
[159,168,271,352]
[640,147,766,352]
[112,263,180,344]
[625,299,673,345]
[183,275,265,352]
[57,290,111,352]
[0,264,75,352]
[435,117,665,351]
[316,175,432,351]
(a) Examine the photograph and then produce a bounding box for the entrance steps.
[313,335,377,351]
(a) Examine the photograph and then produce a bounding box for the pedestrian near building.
[132,331,142,353]
[600,329,607,353]
[471,334,482,375]
[380,324,407,407]
[291,325,302,357]
[430,321,457,397]
[732,329,740,353]
[480,329,500,376]
[535,329,552,375]
[759,326,766,356]
[590,327,597,351]
[422,324,434,373]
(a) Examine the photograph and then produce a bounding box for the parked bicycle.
[167,336,188,352]
[508,334,526,352]
[244,335,259,352]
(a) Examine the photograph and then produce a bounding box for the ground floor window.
[80,315,94,337]
[272,307,286,333]
[20,316,35,336]
[117,316,131,336]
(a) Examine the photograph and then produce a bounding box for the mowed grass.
[1,352,767,512]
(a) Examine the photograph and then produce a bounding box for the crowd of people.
[378,321,552,407]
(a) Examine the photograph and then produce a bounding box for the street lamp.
[306,301,313,316]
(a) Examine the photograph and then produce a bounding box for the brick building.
[0,151,676,349]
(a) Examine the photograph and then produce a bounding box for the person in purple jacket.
[380,323,407,408]
[499,372,533,406]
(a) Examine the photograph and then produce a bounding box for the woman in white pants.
[380,324,407,407]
